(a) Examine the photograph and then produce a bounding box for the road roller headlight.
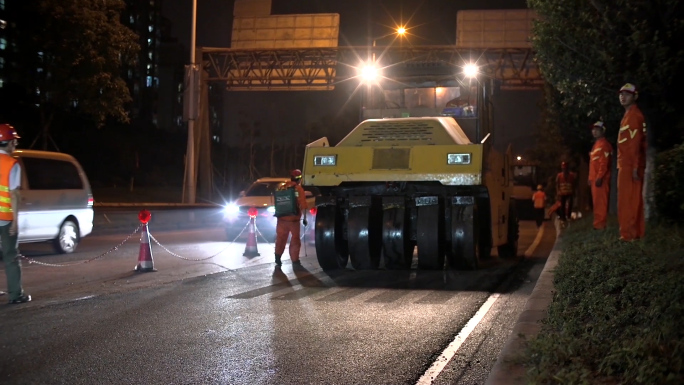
[314,155,337,166]
[447,153,471,165]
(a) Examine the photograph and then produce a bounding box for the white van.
[12,150,94,253]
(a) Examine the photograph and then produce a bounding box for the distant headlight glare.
[267,206,276,214]
[224,203,239,215]
[447,153,471,165]
[314,155,337,166]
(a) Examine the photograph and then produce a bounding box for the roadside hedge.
[653,142,684,223]
[524,218,683,384]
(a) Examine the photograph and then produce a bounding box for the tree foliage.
[16,0,139,147]
[527,0,684,150]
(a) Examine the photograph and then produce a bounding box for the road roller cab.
[302,117,518,271]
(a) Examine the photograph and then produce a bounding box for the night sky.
[161,0,540,155]
[163,0,530,48]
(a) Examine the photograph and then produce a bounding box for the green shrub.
[654,142,684,223]
[524,218,684,384]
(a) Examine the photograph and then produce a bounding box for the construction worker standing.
[617,83,647,241]
[588,121,613,230]
[0,124,31,304]
[274,169,308,266]
[531,184,546,228]
[555,161,577,222]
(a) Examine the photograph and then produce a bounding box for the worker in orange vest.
[0,124,31,304]
[274,169,309,266]
[531,184,546,228]
[555,161,577,222]
[588,121,613,230]
[617,83,647,241]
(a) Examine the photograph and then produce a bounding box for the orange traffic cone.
[135,223,156,272]
[243,216,260,257]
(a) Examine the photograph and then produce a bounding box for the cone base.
[134,265,158,272]
[243,251,261,257]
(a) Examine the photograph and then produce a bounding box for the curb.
[485,220,563,385]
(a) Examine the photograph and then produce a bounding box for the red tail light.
[309,207,317,215]
[247,207,258,217]
[87,197,94,207]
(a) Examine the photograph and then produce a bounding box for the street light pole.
[184,0,198,204]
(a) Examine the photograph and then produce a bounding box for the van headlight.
[224,203,239,216]
[314,155,337,166]
[447,153,471,165]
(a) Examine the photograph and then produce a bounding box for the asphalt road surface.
[0,220,555,385]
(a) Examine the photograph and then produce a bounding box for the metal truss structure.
[202,46,543,91]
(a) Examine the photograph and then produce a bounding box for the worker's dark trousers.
[558,195,573,221]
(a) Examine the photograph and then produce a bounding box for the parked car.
[10,150,94,253]
[222,177,317,242]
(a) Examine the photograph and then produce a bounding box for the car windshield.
[244,181,286,197]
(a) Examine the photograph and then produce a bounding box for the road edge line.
[416,293,501,385]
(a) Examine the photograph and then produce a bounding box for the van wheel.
[53,220,80,254]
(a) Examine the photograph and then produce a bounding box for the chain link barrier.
[20,225,143,267]
[19,217,312,267]
[148,220,252,261]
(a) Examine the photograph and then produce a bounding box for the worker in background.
[617,83,647,241]
[588,121,613,230]
[555,161,577,223]
[532,184,546,228]
[0,123,31,304]
[274,169,308,267]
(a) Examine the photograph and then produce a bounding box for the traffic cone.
[243,217,260,257]
[135,223,156,272]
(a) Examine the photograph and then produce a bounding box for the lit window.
[148,52,153,60]
[36,87,40,96]
[147,38,152,45]
[0,78,3,88]
[146,76,152,87]
[148,25,154,33]
[37,67,43,73]
[0,0,5,10]
[130,15,135,24]
[0,57,4,69]
[0,38,6,50]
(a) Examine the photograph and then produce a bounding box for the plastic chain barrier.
[20,225,143,267]
[147,220,252,261]
[19,217,307,267]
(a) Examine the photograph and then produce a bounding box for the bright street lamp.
[361,64,379,82]
[463,63,478,78]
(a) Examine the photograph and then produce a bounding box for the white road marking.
[416,293,501,385]
[524,224,545,257]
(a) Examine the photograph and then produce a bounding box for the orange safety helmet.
[290,169,302,180]
[0,123,20,142]
[561,161,567,169]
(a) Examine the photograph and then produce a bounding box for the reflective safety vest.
[0,153,17,221]
[556,171,576,196]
